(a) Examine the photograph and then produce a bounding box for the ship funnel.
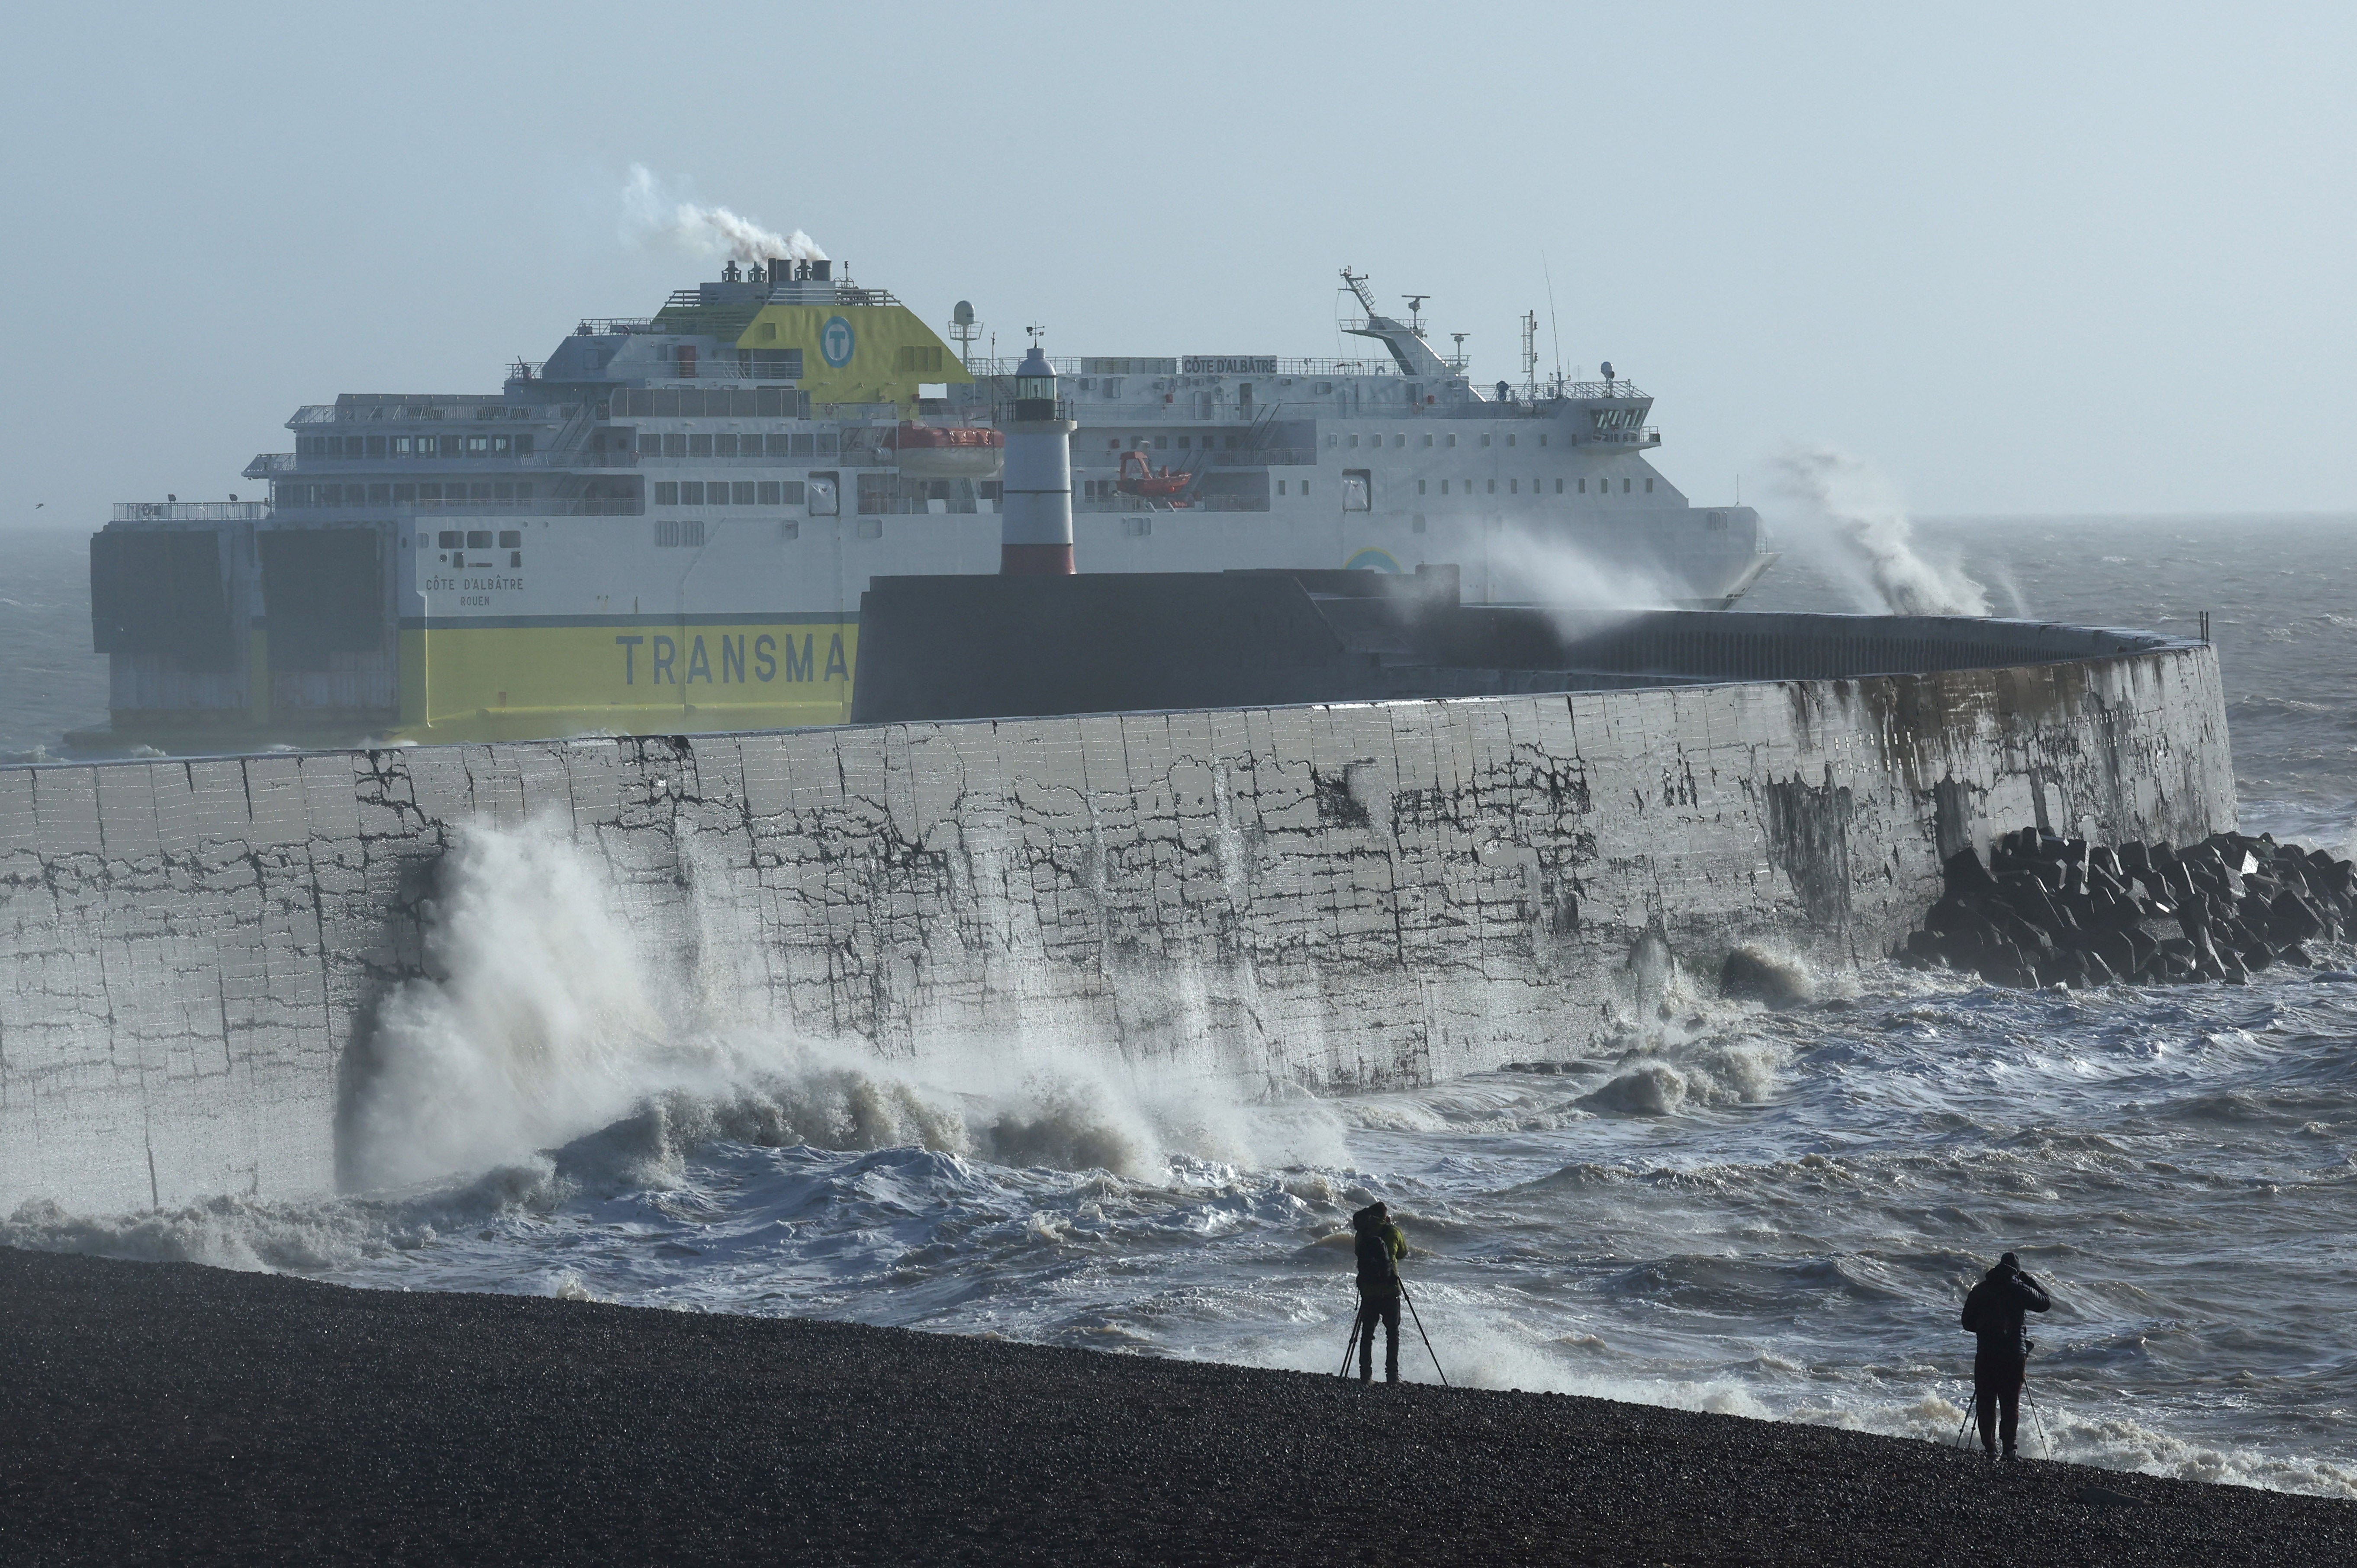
[810,259,833,283]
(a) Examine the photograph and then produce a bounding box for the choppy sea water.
[5,514,2356,1497]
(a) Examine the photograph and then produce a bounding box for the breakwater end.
[1,1247,2347,1568]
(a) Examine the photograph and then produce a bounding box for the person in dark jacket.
[1960,1251,2053,1459]
[1351,1202,1408,1385]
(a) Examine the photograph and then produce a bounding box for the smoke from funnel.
[1765,446,1989,617]
[621,163,826,266]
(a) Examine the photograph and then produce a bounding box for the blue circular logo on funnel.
[1345,549,1401,573]
[820,315,855,368]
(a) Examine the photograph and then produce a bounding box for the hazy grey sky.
[5,1,2351,527]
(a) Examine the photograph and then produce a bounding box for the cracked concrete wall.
[0,643,2233,1213]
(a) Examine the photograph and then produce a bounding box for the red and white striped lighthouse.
[998,344,1076,575]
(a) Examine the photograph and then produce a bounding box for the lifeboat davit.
[1115,450,1192,498]
[893,422,1005,480]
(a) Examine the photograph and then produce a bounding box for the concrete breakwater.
[0,615,2233,1213]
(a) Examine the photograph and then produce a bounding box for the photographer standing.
[1350,1202,1408,1385]
[1960,1252,2053,1461]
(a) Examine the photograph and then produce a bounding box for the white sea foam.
[348,819,1343,1192]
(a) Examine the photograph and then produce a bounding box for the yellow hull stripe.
[394,622,857,740]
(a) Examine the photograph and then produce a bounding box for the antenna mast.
[947,301,981,373]
[1520,310,1539,401]
[1339,267,1379,319]
[1541,252,1565,394]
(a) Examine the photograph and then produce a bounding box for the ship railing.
[243,453,298,478]
[113,502,272,523]
[1275,358,1397,378]
[968,399,1080,424]
[1573,427,1661,447]
[271,498,644,518]
[658,283,901,310]
[956,371,1652,404]
[965,357,1399,381]
[638,453,836,468]
[285,400,515,426]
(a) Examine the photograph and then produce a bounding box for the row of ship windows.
[653,480,805,507]
[415,522,885,555]
[654,480,1007,508]
[282,482,535,506]
[644,433,837,458]
[654,519,893,545]
[1333,431,1560,450]
[421,528,526,568]
[298,433,537,458]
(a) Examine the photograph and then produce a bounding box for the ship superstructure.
[87,259,1773,749]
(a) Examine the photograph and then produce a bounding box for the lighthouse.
[998,344,1076,574]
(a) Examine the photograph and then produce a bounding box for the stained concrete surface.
[0,638,2233,1212]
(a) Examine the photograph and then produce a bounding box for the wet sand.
[1,1247,2347,1566]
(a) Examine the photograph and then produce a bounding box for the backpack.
[1354,1218,1398,1293]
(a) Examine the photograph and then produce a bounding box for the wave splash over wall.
[1767,447,1990,617]
[349,820,1339,1195]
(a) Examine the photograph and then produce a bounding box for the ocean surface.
[5,513,2357,1497]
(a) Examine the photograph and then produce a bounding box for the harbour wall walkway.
[0,626,2234,1212]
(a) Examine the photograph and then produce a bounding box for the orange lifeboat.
[1116,450,1191,498]
[893,422,1005,480]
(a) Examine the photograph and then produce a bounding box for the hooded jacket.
[1960,1264,2052,1357]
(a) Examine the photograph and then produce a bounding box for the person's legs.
[1997,1362,2025,1455]
[1381,1297,1402,1384]
[1358,1298,1377,1383]
[1973,1363,2000,1455]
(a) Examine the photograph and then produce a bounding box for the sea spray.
[348,819,1341,1192]
[1486,527,1684,625]
[1766,447,1990,617]
[351,821,670,1188]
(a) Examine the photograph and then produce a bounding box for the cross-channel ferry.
[84,259,1776,750]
